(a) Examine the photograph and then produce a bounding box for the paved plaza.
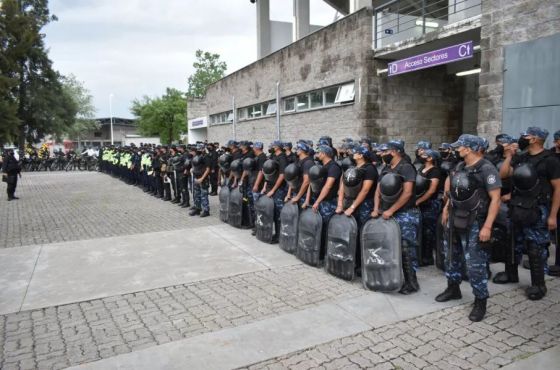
[0,172,559,370]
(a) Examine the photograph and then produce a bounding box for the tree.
[1,0,77,147]
[131,88,187,144]
[186,50,227,98]
[60,74,98,145]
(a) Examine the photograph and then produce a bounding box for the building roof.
[95,118,137,126]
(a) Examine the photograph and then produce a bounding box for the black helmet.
[218,153,232,170]
[309,164,327,193]
[341,156,356,172]
[242,157,256,172]
[415,174,430,197]
[450,171,478,202]
[512,163,539,192]
[230,159,243,176]
[284,163,301,189]
[380,173,403,202]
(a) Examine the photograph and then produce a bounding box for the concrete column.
[293,0,310,41]
[257,0,271,59]
[350,0,370,13]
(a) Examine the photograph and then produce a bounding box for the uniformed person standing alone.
[495,127,560,299]
[436,134,502,322]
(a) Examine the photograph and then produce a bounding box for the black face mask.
[439,150,449,159]
[454,150,462,160]
[382,154,393,164]
[518,137,530,150]
[419,157,427,164]
[494,144,504,156]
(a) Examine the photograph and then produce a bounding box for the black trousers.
[210,169,218,193]
[6,174,17,198]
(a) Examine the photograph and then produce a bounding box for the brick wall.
[205,8,374,147]
[477,0,560,141]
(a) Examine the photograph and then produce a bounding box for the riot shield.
[417,211,423,265]
[218,186,230,223]
[296,209,323,267]
[228,187,243,228]
[279,203,299,254]
[255,196,275,243]
[361,218,403,292]
[325,214,358,281]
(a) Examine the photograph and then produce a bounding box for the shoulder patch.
[487,174,496,185]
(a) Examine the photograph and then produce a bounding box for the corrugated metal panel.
[503,33,560,147]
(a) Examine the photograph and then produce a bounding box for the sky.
[44,0,339,119]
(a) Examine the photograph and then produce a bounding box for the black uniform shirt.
[420,166,442,200]
[360,162,378,199]
[511,150,560,199]
[381,158,417,210]
[323,159,342,201]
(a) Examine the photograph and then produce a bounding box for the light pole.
[109,93,114,145]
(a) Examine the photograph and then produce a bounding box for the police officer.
[285,142,314,206]
[495,127,560,299]
[239,141,256,227]
[336,145,377,273]
[2,148,21,201]
[436,134,501,322]
[261,140,288,242]
[284,142,296,164]
[305,145,341,246]
[373,140,420,295]
[415,149,442,266]
[189,143,211,217]
[207,143,220,195]
[250,142,267,235]
[553,130,560,159]
[413,140,432,170]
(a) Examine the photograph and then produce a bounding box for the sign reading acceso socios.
[388,41,473,76]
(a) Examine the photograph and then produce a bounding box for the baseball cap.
[520,126,549,140]
[554,130,560,141]
[450,134,484,151]
[252,141,264,149]
[296,142,311,153]
[423,149,441,160]
[416,140,432,150]
[316,145,334,157]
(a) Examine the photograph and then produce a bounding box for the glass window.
[335,82,355,103]
[284,98,295,112]
[296,94,309,111]
[249,105,262,118]
[227,112,234,122]
[310,91,323,109]
[324,86,338,106]
[266,101,277,115]
[238,108,246,120]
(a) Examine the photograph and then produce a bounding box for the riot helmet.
[309,164,327,193]
[512,163,539,193]
[284,163,302,190]
[343,167,364,199]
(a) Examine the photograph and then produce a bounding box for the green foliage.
[186,50,227,98]
[131,88,187,145]
[60,74,98,141]
[0,0,77,146]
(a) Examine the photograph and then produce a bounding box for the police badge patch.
[487,174,496,185]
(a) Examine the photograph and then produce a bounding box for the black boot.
[493,263,519,284]
[399,249,419,295]
[468,298,487,322]
[526,244,547,300]
[200,210,210,218]
[435,282,462,302]
[189,208,201,216]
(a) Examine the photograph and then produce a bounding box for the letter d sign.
[389,63,398,75]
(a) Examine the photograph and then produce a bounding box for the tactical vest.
[449,162,485,231]
[379,172,403,211]
[343,166,363,201]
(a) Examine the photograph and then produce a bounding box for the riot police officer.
[372,140,420,295]
[436,134,501,322]
[495,127,560,299]
[260,141,289,242]
[285,142,314,206]
[207,143,220,195]
[189,143,211,217]
[415,149,442,266]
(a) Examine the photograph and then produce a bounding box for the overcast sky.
[44,0,338,118]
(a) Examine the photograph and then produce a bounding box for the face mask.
[382,154,393,164]
[439,150,449,159]
[268,148,274,154]
[518,137,530,150]
[419,157,427,164]
[454,150,461,159]
[495,145,504,155]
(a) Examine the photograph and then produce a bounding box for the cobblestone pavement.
[242,279,560,370]
[0,265,365,370]
[0,172,220,248]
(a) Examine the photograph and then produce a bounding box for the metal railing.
[373,0,482,49]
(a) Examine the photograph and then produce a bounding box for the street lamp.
[109,93,114,145]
